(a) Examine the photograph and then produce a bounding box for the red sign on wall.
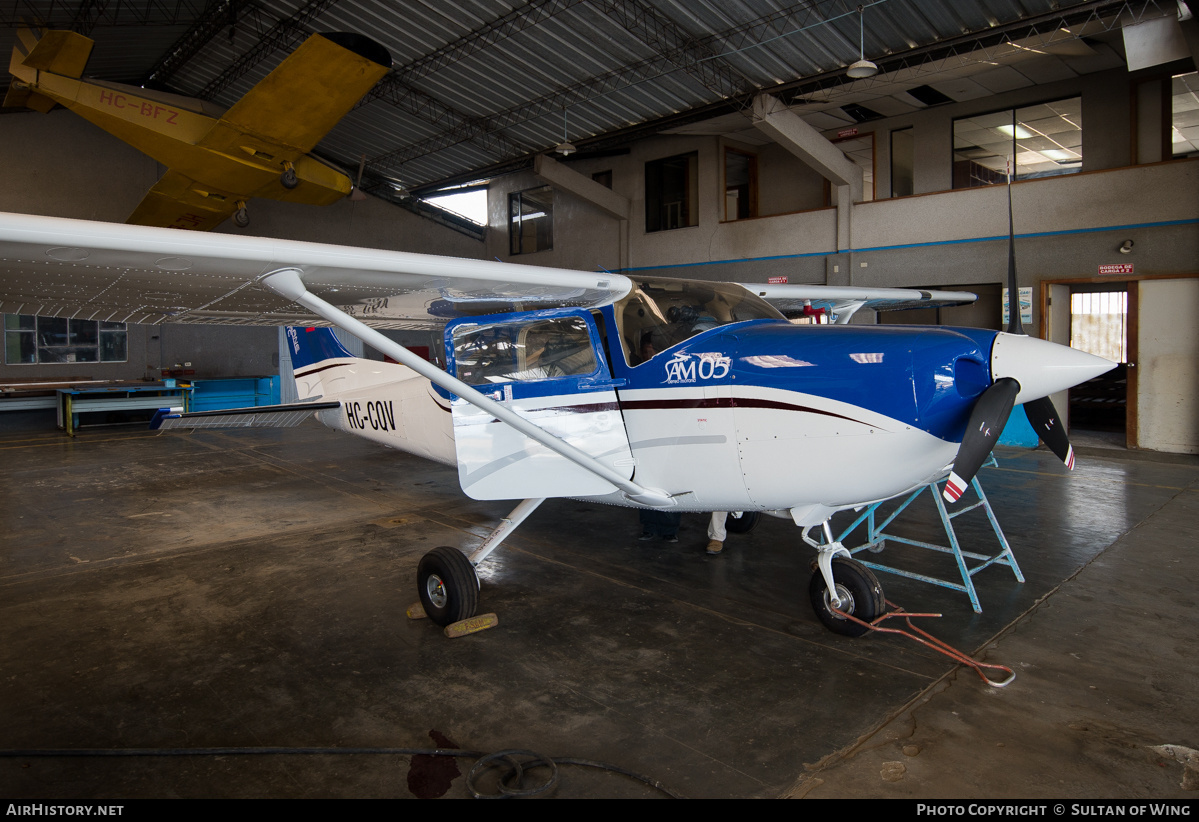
[1098,263,1134,275]
[767,276,788,284]
[837,127,859,138]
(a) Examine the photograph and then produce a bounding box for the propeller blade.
[944,377,1020,503]
[1024,395,1074,470]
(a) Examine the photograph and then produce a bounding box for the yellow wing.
[198,33,391,158]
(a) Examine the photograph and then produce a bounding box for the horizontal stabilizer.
[2,84,56,113]
[17,28,94,78]
[152,401,340,430]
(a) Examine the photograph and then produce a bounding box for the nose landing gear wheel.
[809,557,885,637]
[417,546,479,627]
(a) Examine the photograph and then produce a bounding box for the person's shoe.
[663,534,678,543]
[638,532,655,541]
[706,539,723,555]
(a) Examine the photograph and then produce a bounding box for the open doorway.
[1043,282,1129,449]
[1065,286,1128,446]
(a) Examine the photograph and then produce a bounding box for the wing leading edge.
[0,211,631,328]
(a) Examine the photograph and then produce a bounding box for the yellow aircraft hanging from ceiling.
[5,26,391,231]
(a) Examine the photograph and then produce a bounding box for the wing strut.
[261,268,675,508]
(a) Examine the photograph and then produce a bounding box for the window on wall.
[509,186,554,255]
[723,147,757,220]
[891,127,914,197]
[1172,71,1198,158]
[952,97,1082,188]
[4,315,128,364]
[645,152,698,232]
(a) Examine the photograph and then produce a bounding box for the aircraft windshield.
[613,278,782,366]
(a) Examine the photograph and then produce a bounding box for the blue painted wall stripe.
[622,217,1199,274]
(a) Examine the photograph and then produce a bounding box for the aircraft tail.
[5,27,93,111]
[285,326,356,370]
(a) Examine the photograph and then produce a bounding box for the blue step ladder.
[834,458,1024,613]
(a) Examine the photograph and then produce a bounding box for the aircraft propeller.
[942,159,1090,502]
[944,377,1019,502]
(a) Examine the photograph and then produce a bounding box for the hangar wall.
[0,110,486,383]
[1136,278,1199,454]
[487,65,1198,338]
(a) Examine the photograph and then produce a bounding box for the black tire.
[808,558,884,637]
[725,511,759,534]
[417,546,479,627]
[281,167,299,189]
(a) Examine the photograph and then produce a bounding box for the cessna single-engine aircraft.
[5,27,390,230]
[0,211,1114,635]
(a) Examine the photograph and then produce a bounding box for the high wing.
[0,211,629,328]
[0,212,976,329]
[740,283,977,323]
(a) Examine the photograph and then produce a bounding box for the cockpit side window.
[452,316,598,384]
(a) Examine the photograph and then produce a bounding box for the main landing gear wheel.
[725,511,759,534]
[809,557,885,637]
[233,203,250,228]
[281,164,298,189]
[417,546,479,627]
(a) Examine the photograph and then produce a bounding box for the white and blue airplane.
[0,210,1114,634]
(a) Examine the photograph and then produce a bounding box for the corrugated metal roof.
[1,0,1167,197]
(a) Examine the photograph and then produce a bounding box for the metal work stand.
[834,459,1023,613]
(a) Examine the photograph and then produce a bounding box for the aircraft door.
[446,311,634,500]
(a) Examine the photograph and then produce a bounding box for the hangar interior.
[1,0,1198,800]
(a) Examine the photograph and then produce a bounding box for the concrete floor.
[0,415,1196,799]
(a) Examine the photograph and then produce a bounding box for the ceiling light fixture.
[847,5,879,79]
[555,109,576,157]
[998,123,1034,139]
